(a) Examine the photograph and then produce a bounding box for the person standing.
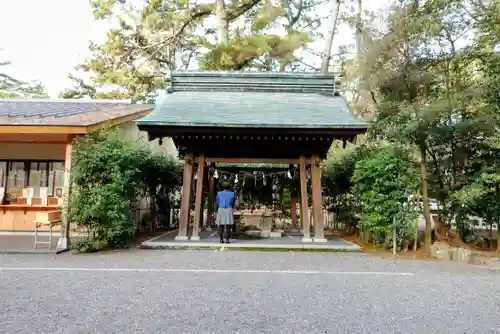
[216,182,235,243]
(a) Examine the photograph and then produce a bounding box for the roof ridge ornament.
[167,71,341,95]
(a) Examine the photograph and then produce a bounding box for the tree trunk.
[320,0,341,73]
[413,217,418,252]
[355,0,363,61]
[215,0,229,44]
[496,184,500,251]
[392,220,397,255]
[420,144,432,254]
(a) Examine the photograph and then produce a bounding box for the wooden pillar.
[176,154,194,241]
[192,154,205,241]
[311,154,327,242]
[291,199,298,230]
[206,164,216,231]
[200,177,206,229]
[56,138,74,250]
[298,180,303,229]
[299,155,312,242]
[289,163,298,230]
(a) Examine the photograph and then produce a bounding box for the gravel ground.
[0,250,499,333]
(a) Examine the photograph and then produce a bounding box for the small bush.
[69,128,182,252]
[351,144,420,248]
[322,144,368,231]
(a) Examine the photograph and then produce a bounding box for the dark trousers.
[219,225,232,241]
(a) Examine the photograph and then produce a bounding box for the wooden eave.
[140,124,367,139]
[140,124,365,160]
[0,109,150,135]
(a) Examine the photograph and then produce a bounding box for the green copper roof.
[136,71,368,129]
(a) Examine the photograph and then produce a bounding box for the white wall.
[119,121,178,157]
[118,121,180,225]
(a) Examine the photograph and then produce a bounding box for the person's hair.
[221,182,232,191]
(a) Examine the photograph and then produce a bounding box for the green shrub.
[351,144,420,248]
[69,128,182,252]
[322,144,368,230]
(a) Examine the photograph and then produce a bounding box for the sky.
[0,0,390,98]
[0,0,110,97]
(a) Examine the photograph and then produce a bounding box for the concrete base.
[190,236,200,241]
[175,235,189,241]
[269,231,283,238]
[141,240,360,251]
[313,238,328,243]
[244,230,262,238]
[56,237,68,249]
[141,230,362,252]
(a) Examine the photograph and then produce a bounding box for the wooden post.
[299,155,312,242]
[56,138,74,250]
[311,154,326,242]
[289,163,298,230]
[393,218,397,255]
[291,199,298,230]
[200,177,206,229]
[298,180,303,230]
[176,154,194,241]
[206,164,216,231]
[192,154,205,241]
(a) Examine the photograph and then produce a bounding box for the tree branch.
[227,0,263,21]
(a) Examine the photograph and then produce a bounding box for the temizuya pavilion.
[137,71,368,243]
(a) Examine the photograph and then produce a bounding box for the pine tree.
[60,0,327,100]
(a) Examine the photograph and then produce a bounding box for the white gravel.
[0,250,498,333]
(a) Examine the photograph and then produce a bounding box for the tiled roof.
[138,91,367,129]
[0,99,154,126]
[137,71,368,129]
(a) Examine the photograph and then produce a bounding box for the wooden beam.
[206,165,216,231]
[311,154,326,242]
[139,124,368,137]
[0,125,88,134]
[86,110,151,132]
[299,181,303,229]
[192,154,205,241]
[176,154,194,241]
[0,141,68,144]
[299,155,312,242]
[291,198,298,229]
[56,140,74,250]
[203,157,311,164]
[0,109,151,135]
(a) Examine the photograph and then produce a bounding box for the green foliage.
[59,0,500,252]
[351,144,420,247]
[60,0,327,99]
[322,141,367,230]
[69,128,183,252]
[340,0,500,250]
[199,32,310,70]
[0,58,49,98]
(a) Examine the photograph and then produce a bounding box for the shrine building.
[137,71,368,242]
